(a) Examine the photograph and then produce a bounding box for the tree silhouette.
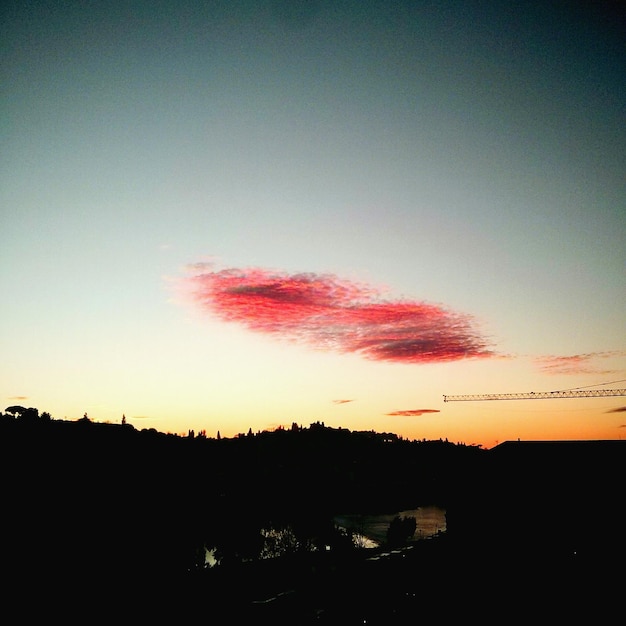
[5,405,26,417]
[386,515,417,548]
[5,406,39,421]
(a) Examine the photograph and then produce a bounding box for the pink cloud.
[534,351,625,375]
[183,265,495,364]
[386,409,441,417]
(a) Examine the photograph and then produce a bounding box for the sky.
[2,0,625,448]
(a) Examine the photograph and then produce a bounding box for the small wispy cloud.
[386,409,441,417]
[534,351,625,375]
[606,406,626,414]
[333,399,354,404]
[181,264,495,364]
[7,396,28,401]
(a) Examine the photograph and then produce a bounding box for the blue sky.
[2,1,625,447]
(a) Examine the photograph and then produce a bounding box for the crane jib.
[442,389,626,402]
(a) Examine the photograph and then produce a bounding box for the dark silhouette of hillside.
[1,408,623,622]
[444,439,625,621]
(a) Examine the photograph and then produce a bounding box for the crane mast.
[443,389,626,402]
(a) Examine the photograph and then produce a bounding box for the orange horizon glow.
[19,394,624,452]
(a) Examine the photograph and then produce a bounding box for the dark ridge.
[1,410,623,622]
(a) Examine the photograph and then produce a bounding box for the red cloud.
[386,409,441,417]
[184,265,494,364]
[534,351,625,375]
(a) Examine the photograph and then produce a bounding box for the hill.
[1,410,623,622]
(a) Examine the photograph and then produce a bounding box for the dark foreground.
[14,531,620,625]
[2,416,623,623]
[189,535,621,624]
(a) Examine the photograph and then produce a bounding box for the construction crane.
[443,388,626,402]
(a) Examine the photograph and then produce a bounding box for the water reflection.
[334,505,447,548]
[202,505,446,568]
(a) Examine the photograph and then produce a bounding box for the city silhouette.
[2,407,623,622]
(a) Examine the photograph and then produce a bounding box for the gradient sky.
[2,1,625,448]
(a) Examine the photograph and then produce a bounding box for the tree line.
[0,406,481,580]
[2,405,623,620]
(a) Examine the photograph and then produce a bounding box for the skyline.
[2,1,625,447]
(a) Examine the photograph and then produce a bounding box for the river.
[334,505,446,548]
